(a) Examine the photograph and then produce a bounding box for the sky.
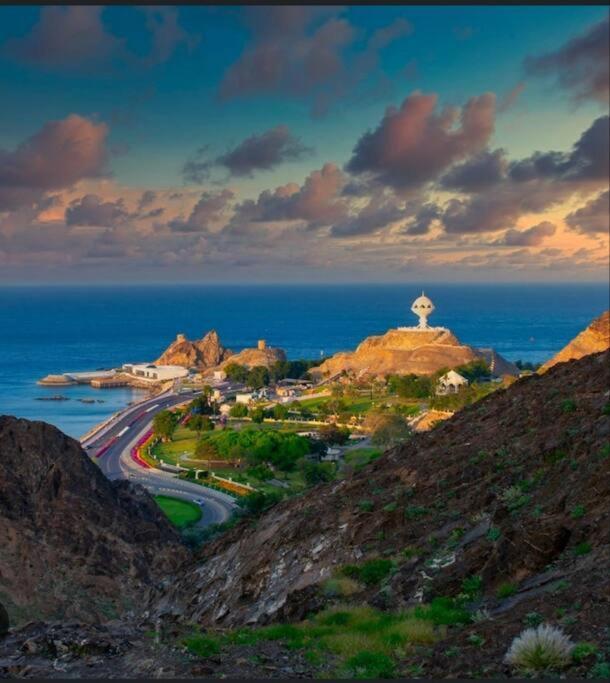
[0,4,608,284]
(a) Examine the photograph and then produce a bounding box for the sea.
[0,283,607,439]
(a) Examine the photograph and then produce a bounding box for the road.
[82,389,237,528]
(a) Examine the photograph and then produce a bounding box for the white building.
[436,370,469,396]
[235,392,254,405]
[213,370,227,382]
[123,363,189,382]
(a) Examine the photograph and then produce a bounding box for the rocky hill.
[216,339,286,371]
[310,327,518,379]
[155,330,232,369]
[540,310,609,373]
[0,416,188,626]
[1,352,608,678]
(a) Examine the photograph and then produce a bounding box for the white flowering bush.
[504,624,574,673]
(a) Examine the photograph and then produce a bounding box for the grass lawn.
[152,425,198,465]
[154,495,202,529]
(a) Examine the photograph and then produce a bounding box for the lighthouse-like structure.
[411,291,435,329]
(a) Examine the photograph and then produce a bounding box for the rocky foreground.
[0,418,188,625]
[0,348,608,677]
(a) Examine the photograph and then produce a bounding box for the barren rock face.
[540,310,610,372]
[0,417,188,626]
[156,330,232,369]
[152,351,609,629]
[311,327,517,378]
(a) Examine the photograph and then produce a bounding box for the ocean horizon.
[1,282,607,438]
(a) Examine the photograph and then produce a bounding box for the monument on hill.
[397,292,446,331]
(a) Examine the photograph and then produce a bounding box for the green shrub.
[461,575,483,599]
[573,541,592,556]
[183,634,220,658]
[487,526,501,542]
[383,502,398,513]
[344,651,396,679]
[414,597,471,626]
[523,612,544,627]
[358,499,374,512]
[405,505,428,520]
[342,558,395,587]
[590,661,610,678]
[496,582,517,599]
[570,505,585,519]
[571,642,598,663]
[561,399,576,413]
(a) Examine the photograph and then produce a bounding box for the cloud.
[524,14,609,104]
[65,194,129,227]
[436,116,608,236]
[497,221,556,246]
[137,190,157,210]
[140,6,199,67]
[509,115,609,183]
[4,5,196,73]
[404,203,440,235]
[345,91,496,191]
[440,149,508,192]
[565,190,610,235]
[498,82,525,113]
[169,189,234,232]
[0,115,108,210]
[182,125,312,182]
[330,192,406,237]
[3,6,122,69]
[231,163,347,229]
[219,7,411,115]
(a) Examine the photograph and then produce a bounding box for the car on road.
[193,498,205,505]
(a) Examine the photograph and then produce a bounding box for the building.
[235,392,253,405]
[213,370,227,382]
[436,370,469,395]
[122,363,189,382]
[411,291,435,329]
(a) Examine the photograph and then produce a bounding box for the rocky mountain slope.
[0,351,608,678]
[310,327,518,379]
[155,331,232,369]
[155,350,609,634]
[540,310,609,372]
[0,417,188,625]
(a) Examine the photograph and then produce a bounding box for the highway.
[82,389,237,528]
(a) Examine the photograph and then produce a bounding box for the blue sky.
[0,5,607,282]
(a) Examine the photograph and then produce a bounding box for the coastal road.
[83,390,237,528]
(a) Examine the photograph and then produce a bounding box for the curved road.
[82,390,237,528]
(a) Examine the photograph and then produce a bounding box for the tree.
[272,403,288,420]
[188,414,214,435]
[152,410,177,441]
[455,359,491,383]
[195,439,218,467]
[319,424,350,446]
[230,402,248,418]
[387,373,432,399]
[238,490,283,516]
[190,395,213,415]
[247,366,270,389]
[300,460,335,486]
[224,362,248,383]
[365,412,412,448]
[250,407,265,423]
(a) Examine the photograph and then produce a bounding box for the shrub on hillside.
[504,624,574,673]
